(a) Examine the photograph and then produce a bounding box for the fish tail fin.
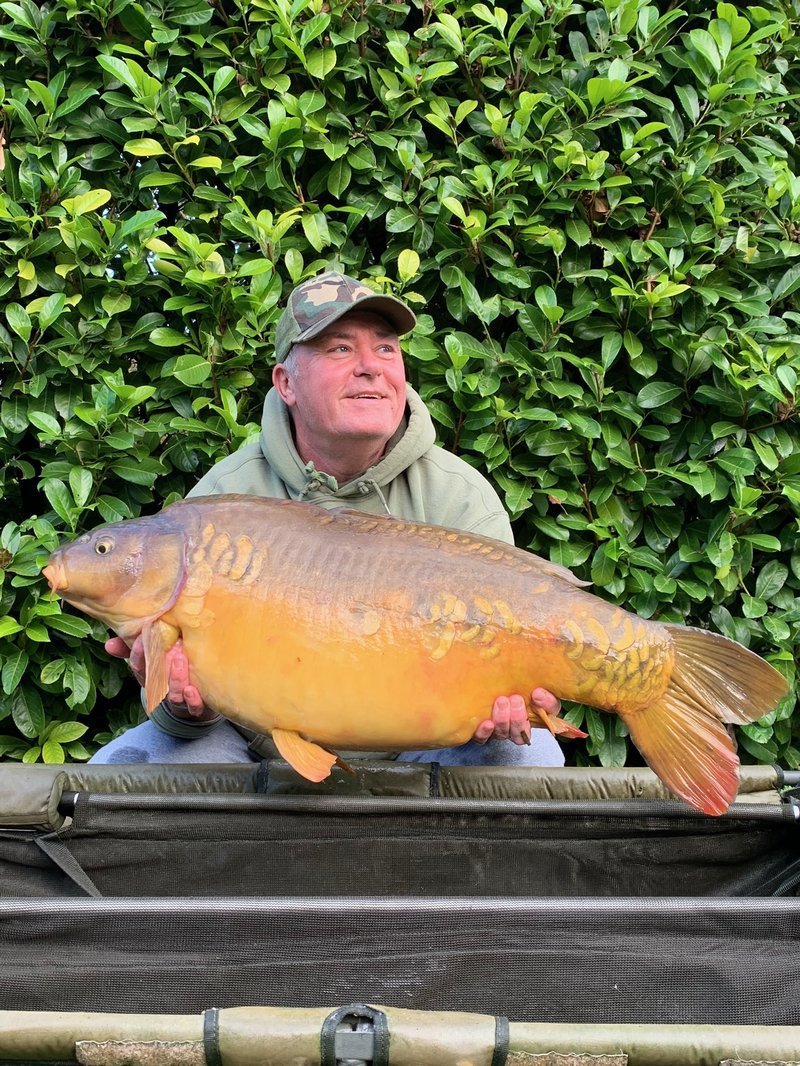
[620,626,788,816]
[620,689,741,815]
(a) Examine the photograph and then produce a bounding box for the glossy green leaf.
[2,649,28,695]
[636,382,683,408]
[150,327,190,347]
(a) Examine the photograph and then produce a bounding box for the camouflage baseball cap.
[274,271,417,362]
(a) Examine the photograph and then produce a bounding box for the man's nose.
[353,345,383,373]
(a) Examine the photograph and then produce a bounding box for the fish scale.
[43,495,788,815]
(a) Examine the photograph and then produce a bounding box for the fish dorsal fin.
[517,553,590,588]
[141,619,181,713]
[325,507,590,589]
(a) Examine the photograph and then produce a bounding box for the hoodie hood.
[259,384,437,509]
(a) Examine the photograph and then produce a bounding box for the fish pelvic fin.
[272,728,340,783]
[141,619,180,714]
[620,625,788,816]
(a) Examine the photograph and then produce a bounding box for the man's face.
[273,309,407,459]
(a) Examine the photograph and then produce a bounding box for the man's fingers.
[531,686,561,716]
[165,641,191,705]
[114,634,209,717]
[507,693,530,745]
[166,649,187,694]
[104,637,131,659]
[128,637,146,686]
[182,685,206,717]
[473,719,495,744]
[491,695,512,740]
[490,693,529,744]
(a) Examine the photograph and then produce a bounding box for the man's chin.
[337,414,403,442]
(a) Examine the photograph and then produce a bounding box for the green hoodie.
[188,384,513,540]
[152,384,513,749]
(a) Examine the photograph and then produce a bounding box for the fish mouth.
[42,560,68,593]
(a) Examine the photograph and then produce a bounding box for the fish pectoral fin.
[272,728,340,783]
[141,619,181,714]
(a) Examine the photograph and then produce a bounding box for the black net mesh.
[0,897,797,1024]
[1,793,797,898]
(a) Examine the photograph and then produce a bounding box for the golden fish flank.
[181,528,265,628]
[183,562,214,600]
[210,538,235,574]
[583,617,610,655]
[346,607,381,638]
[422,592,524,662]
[229,536,256,581]
[199,522,215,550]
[190,526,264,587]
[562,613,673,708]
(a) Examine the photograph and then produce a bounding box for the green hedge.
[0,0,797,767]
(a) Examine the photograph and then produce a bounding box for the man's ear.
[272,363,296,406]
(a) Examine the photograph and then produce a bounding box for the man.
[91,272,564,767]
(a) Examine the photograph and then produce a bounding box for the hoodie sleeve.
[399,446,516,545]
[150,700,224,739]
[462,507,514,544]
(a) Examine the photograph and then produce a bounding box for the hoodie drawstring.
[297,462,392,515]
[356,478,392,515]
[298,461,339,500]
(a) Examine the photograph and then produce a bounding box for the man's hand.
[472,687,562,746]
[105,636,216,722]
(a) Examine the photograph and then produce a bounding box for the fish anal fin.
[141,619,180,714]
[620,688,740,816]
[272,727,340,783]
[546,716,588,740]
[529,703,588,740]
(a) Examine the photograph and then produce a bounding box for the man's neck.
[293,434,387,485]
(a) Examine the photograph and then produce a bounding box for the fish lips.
[42,558,69,593]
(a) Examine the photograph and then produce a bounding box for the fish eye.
[95,537,114,556]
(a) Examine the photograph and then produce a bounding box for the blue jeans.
[89,717,565,768]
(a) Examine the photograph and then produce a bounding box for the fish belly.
[173,569,672,751]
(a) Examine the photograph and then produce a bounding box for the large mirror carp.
[43,495,788,815]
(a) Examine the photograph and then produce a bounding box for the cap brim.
[297,294,416,344]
